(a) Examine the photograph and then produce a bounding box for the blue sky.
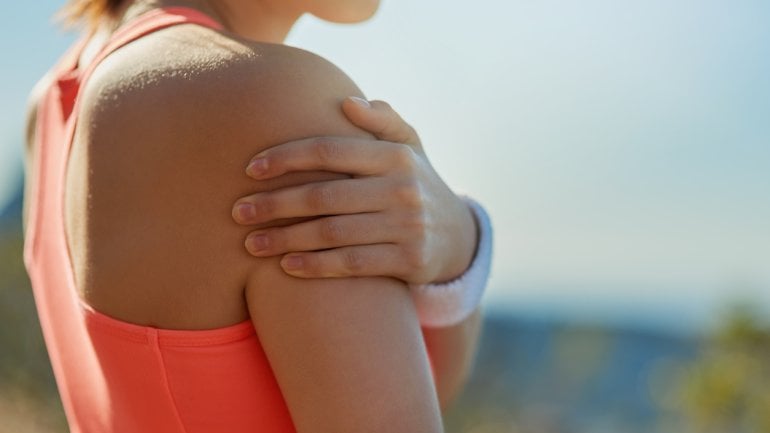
[2,0,769,331]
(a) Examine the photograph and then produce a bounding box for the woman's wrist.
[409,195,493,328]
[430,194,480,285]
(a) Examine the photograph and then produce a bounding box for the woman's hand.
[232,97,478,285]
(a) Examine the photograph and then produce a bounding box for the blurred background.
[1,0,769,432]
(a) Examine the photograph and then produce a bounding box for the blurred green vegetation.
[656,304,770,433]
[0,221,68,432]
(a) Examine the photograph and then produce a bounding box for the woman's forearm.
[422,306,483,412]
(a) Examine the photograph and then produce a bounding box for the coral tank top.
[24,8,298,433]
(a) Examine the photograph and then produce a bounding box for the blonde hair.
[59,0,125,29]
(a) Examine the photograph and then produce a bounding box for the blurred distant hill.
[1,180,738,433]
[443,314,697,433]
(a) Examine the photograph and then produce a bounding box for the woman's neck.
[116,0,303,43]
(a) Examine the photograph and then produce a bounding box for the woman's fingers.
[245,137,413,179]
[233,178,392,225]
[280,244,414,279]
[244,213,403,257]
[341,97,422,149]
[232,96,456,283]
[243,98,422,181]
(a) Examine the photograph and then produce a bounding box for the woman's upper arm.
[247,259,443,433]
[235,48,444,433]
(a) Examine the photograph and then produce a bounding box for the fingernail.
[235,203,257,222]
[283,255,304,271]
[246,234,269,253]
[246,158,268,176]
[349,96,371,109]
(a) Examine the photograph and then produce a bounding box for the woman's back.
[26,6,442,432]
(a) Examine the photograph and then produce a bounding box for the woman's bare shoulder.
[78,25,373,194]
[70,26,372,329]
[81,25,366,136]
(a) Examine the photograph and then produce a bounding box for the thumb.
[342,97,422,149]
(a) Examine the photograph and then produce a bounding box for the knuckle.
[374,101,417,144]
[403,244,428,271]
[394,180,423,209]
[383,114,402,135]
[405,124,422,146]
[312,137,343,164]
[402,211,428,240]
[297,255,317,274]
[342,250,366,273]
[319,219,345,243]
[391,119,414,144]
[257,194,277,218]
[393,144,416,169]
[374,100,393,112]
[307,184,334,211]
[266,228,286,251]
[406,123,418,138]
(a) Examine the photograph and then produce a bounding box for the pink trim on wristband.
[409,195,493,328]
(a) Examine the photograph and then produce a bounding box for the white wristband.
[409,195,493,328]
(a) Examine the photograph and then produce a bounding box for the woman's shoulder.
[82,25,363,126]
[77,23,372,213]
[78,25,371,169]
[76,23,373,212]
[70,25,373,329]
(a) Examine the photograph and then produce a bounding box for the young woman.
[24,0,493,431]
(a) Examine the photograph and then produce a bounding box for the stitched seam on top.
[85,317,256,347]
[158,325,256,347]
[85,318,149,344]
[149,329,189,433]
[82,306,255,346]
